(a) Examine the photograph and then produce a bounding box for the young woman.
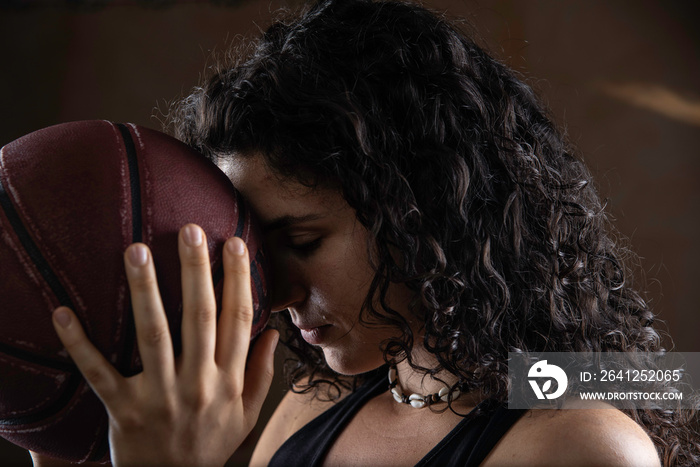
[36,0,699,465]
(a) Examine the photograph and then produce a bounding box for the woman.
[38,0,698,465]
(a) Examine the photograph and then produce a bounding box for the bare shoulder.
[483,402,660,467]
[249,381,346,467]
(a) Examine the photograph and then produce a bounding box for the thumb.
[242,329,279,414]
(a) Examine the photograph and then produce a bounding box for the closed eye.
[287,237,322,255]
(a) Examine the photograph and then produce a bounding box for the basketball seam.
[0,136,106,459]
[0,158,76,312]
[0,375,82,427]
[115,123,140,379]
[116,124,142,244]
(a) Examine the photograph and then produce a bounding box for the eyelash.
[287,237,322,254]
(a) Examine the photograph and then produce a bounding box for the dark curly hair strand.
[170,0,699,464]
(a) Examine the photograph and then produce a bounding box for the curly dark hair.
[170,0,699,464]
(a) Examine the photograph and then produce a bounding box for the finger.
[179,224,217,375]
[124,243,175,386]
[215,237,254,373]
[52,306,123,406]
[242,329,279,415]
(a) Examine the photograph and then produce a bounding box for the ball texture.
[0,120,270,462]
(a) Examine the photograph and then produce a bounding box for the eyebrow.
[262,213,325,233]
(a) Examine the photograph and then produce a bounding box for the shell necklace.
[388,365,461,409]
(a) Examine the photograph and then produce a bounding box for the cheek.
[303,248,374,318]
[309,255,367,305]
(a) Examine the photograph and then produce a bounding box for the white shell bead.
[387,366,461,408]
[388,367,397,384]
[439,387,460,402]
[409,394,426,408]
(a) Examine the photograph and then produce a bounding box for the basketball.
[0,121,271,462]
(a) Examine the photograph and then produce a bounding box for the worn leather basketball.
[0,120,270,462]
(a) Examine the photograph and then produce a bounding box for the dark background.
[1,0,698,464]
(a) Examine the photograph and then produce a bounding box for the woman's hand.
[50,224,279,467]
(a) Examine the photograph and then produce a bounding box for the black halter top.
[269,366,526,466]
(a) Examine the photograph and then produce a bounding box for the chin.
[322,347,386,376]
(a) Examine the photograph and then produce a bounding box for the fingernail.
[54,308,71,328]
[183,225,203,247]
[227,237,245,256]
[128,244,148,266]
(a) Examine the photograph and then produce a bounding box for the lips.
[295,322,331,345]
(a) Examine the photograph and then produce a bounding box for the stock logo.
[528,360,568,400]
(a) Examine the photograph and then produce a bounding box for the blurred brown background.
[1,0,698,465]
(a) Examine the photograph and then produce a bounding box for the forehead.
[217,154,345,226]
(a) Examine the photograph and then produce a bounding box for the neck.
[393,349,457,396]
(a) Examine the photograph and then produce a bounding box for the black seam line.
[117,303,139,378]
[250,250,267,326]
[88,415,110,462]
[217,196,246,291]
[116,123,140,379]
[0,341,76,374]
[0,155,83,429]
[0,165,75,310]
[234,197,247,238]
[212,261,224,291]
[216,197,247,308]
[0,374,82,426]
[116,123,142,244]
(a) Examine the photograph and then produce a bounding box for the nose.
[264,248,306,313]
[270,280,306,312]
[268,265,306,312]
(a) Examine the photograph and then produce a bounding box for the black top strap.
[269,366,526,467]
